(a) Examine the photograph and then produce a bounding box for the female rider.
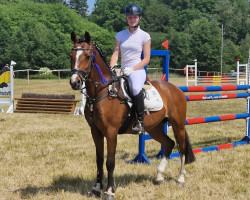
[110,3,151,134]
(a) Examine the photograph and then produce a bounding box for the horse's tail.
[184,130,195,164]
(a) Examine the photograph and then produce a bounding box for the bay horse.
[69,31,195,200]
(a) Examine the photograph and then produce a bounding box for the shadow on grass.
[14,175,90,198]
[192,137,241,149]
[14,173,163,198]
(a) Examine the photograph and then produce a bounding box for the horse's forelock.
[78,38,85,43]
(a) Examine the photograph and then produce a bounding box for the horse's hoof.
[103,192,115,200]
[155,177,165,185]
[177,180,185,187]
[88,189,101,198]
[177,175,185,186]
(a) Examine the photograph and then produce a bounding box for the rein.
[93,52,107,84]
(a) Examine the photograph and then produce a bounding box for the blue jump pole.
[243,55,250,143]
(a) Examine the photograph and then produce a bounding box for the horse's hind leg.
[171,124,194,184]
[173,125,186,184]
[148,122,175,184]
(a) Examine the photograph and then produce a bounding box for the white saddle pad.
[144,85,163,111]
[120,79,163,112]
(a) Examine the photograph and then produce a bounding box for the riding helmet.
[125,3,142,16]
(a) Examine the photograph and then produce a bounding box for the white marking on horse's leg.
[89,182,102,197]
[177,155,186,184]
[91,182,102,193]
[104,187,115,198]
[156,156,168,183]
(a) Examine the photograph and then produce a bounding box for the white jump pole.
[186,59,197,86]
[0,61,16,113]
[237,58,248,85]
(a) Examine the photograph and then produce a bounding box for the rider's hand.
[122,68,134,76]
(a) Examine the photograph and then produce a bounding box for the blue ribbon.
[93,52,107,84]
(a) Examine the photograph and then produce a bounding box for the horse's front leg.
[103,134,117,200]
[89,127,104,198]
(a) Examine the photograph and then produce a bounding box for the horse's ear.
[71,32,77,43]
[84,31,91,43]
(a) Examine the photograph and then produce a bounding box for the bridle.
[70,42,129,123]
[71,46,94,83]
[70,43,112,103]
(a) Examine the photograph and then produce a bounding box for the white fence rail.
[14,69,71,85]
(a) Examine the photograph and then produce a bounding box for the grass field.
[0,78,249,200]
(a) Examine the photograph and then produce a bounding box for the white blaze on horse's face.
[75,47,84,69]
[71,73,78,83]
[71,47,84,83]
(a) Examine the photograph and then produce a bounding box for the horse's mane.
[92,42,110,68]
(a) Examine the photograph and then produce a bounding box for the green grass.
[0,78,249,200]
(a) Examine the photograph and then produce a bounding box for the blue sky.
[87,0,95,13]
[66,0,95,13]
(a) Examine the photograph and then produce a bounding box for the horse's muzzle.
[70,75,82,90]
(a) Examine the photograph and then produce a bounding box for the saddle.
[119,77,163,113]
[108,75,163,134]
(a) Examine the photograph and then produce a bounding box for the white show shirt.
[115,27,151,69]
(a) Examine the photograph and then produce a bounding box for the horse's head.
[70,31,93,90]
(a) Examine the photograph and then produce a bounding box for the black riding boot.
[132,90,145,135]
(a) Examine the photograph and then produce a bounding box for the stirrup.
[132,121,144,135]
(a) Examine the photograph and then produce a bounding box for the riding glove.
[122,67,134,76]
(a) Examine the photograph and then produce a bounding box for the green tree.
[147,31,169,70]
[168,29,191,69]
[187,18,221,71]
[69,0,88,18]
[31,0,64,3]
[143,1,169,32]
[161,0,219,12]
[214,0,250,44]
[0,0,114,72]
[89,0,127,32]
[89,0,148,32]
[239,34,250,63]
[1,0,249,75]
[223,39,241,72]
[0,7,13,65]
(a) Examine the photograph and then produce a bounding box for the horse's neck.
[85,48,112,97]
[92,49,112,82]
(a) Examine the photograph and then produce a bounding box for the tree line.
[89,0,250,72]
[0,0,114,76]
[0,0,249,76]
